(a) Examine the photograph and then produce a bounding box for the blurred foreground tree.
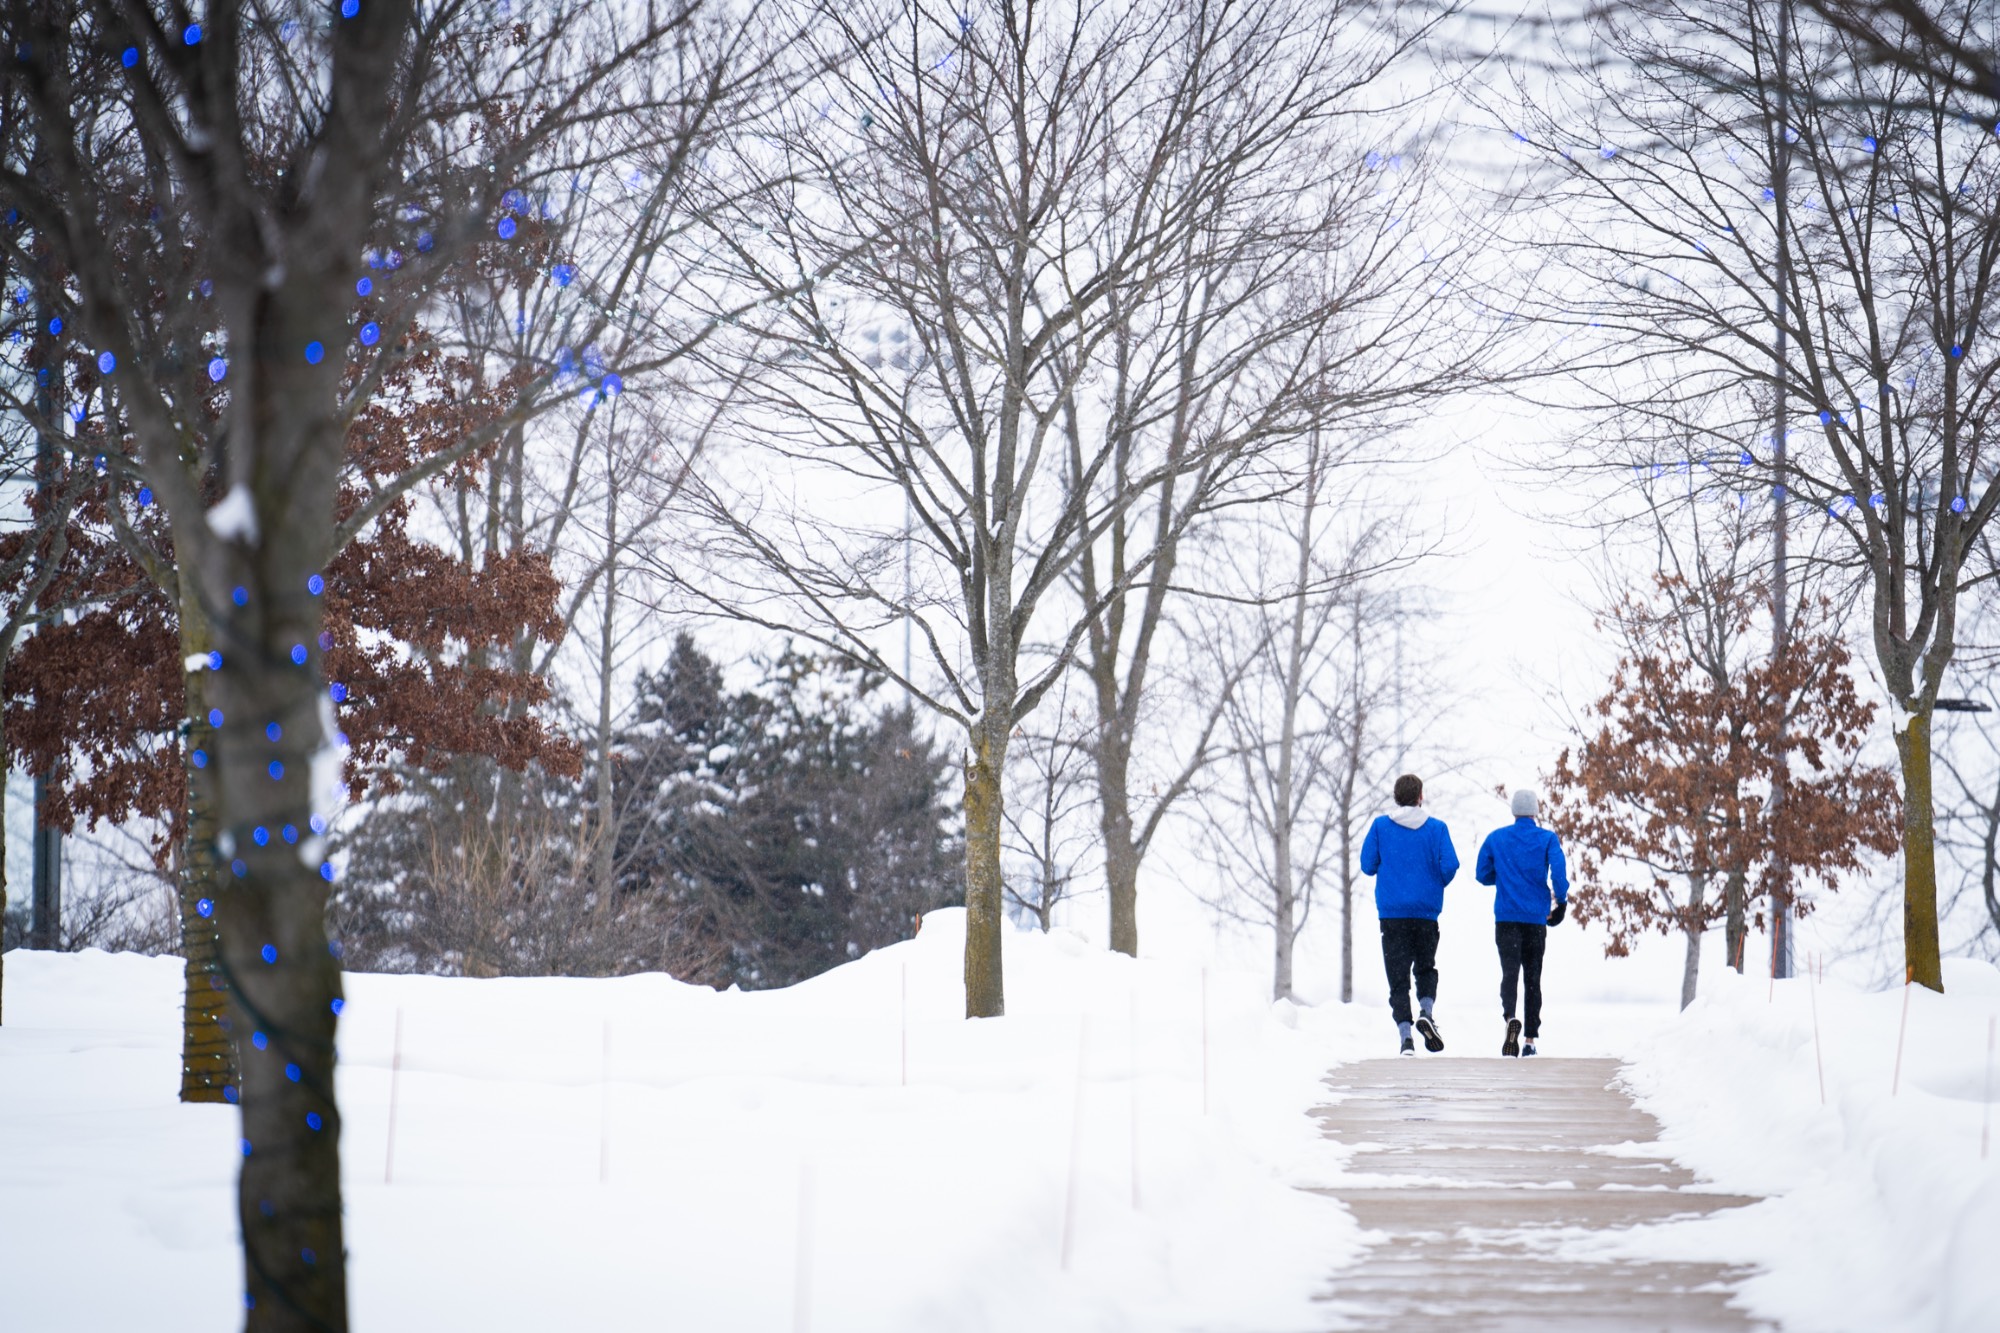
[0,2,780,1325]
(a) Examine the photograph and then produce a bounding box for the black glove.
[1547,901,1566,928]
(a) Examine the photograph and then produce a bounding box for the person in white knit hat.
[1474,788,1569,1057]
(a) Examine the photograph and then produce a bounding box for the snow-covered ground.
[1606,958,2000,1333]
[5,921,1997,1331]
[1,913,1373,1333]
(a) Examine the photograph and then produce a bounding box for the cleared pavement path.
[1308,1057,1767,1332]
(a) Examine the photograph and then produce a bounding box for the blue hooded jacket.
[1360,809,1460,920]
[1475,817,1570,924]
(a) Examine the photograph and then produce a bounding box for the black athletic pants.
[1380,918,1439,1027]
[1495,922,1547,1039]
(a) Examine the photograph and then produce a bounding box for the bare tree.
[1000,681,1094,932]
[1189,427,1416,1001]
[1513,0,2000,992]
[1061,10,1491,961]
[669,0,1479,1015]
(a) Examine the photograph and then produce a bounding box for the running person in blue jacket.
[1474,789,1570,1057]
[1359,773,1459,1056]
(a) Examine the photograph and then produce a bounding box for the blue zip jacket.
[1475,817,1570,924]
[1359,812,1459,920]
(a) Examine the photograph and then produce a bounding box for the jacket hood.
[1388,805,1429,830]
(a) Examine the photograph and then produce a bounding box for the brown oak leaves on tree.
[1545,574,1900,994]
[6,329,578,873]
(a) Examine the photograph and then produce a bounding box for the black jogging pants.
[1379,918,1439,1027]
[1495,921,1548,1039]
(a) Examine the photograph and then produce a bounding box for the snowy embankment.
[0,910,1382,1332]
[1602,959,2000,1333]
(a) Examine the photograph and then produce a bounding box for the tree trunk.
[1724,866,1747,974]
[1100,744,1139,956]
[1272,836,1295,1002]
[963,715,1009,1017]
[1895,711,1945,991]
[1681,873,1706,1010]
[203,565,349,1329]
[594,465,618,902]
[177,596,235,1103]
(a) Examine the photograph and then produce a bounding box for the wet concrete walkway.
[1309,1057,1768,1332]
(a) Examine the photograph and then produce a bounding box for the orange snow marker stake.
[383,1006,404,1185]
[1808,956,1826,1105]
[1061,1016,1089,1271]
[598,1020,611,1185]
[1130,987,1141,1210]
[1983,1016,1996,1160]
[793,1158,816,1333]
[1893,978,1913,1097]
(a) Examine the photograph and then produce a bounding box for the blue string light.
[497,217,518,240]
[304,340,324,364]
[330,998,344,1015]
[285,1063,301,1082]
[121,47,137,67]
[266,722,282,741]
[253,826,270,846]
[252,1031,268,1050]
[241,1140,252,1158]
[209,708,224,726]
[232,858,247,876]
[330,682,347,702]
[191,749,208,768]
[232,586,248,606]
[417,231,433,252]
[223,1086,239,1103]
[262,945,279,964]
[308,574,324,595]
[183,24,201,45]
[268,761,284,779]
[340,0,359,16]
[356,276,373,297]
[320,862,336,882]
[208,357,226,381]
[602,373,624,396]
[309,814,329,835]
[290,644,308,665]
[553,264,575,287]
[197,897,214,917]
[208,651,222,670]
[318,631,333,651]
[306,1113,323,1131]
[46,316,60,334]
[359,322,379,347]
[282,824,299,843]
[96,351,115,373]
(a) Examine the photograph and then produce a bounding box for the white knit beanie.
[1511,789,1539,818]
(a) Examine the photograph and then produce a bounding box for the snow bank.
[1601,959,2000,1333]
[0,915,1369,1331]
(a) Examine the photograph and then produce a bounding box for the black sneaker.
[1415,1015,1445,1052]
[1522,1040,1538,1057]
[1502,1018,1522,1057]
[1399,1036,1416,1056]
